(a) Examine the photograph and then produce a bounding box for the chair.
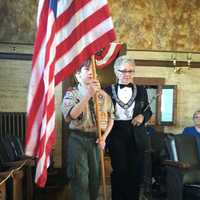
[0,136,35,200]
[163,134,200,200]
[0,155,24,200]
[150,132,168,199]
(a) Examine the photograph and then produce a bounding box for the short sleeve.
[61,90,77,122]
[109,101,115,119]
[103,91,115,119]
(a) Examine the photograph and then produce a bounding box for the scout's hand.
[132,114,144,126]
[96,137,106,150]
[87,79,101,97]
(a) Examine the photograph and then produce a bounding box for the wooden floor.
[35,184,166,200]
[97,185,112,200]
[34,166,165,200]
[35,185,70,200]
[35,184,111,200]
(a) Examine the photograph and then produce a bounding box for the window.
[158,85,177,125]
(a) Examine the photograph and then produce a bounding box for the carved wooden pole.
[91,55,107,200]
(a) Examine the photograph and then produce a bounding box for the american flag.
[25,0,116,187]
[95,42,122,68]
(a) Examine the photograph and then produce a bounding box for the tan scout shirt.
[61,85,114,133]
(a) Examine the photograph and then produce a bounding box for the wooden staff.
[91,55,107,200]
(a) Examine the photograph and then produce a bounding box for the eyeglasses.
[194,116,200,119]
[118,69,135,74]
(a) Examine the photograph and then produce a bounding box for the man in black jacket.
[105,55,152,200]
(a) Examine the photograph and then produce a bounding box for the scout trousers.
[67,131,100,200]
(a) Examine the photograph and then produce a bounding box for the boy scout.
[61,59,114,200]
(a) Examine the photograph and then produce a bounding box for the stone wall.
[109,0,200,51]
[0,0,36,43]
[1,0,200,51]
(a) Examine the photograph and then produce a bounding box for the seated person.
[183,110,200,136]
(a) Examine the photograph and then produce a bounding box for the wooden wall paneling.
[0,179,6,200]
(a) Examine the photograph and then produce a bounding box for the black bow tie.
[118,83,133,89]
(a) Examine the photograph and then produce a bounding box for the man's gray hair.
[114,55,135,72]
[193,110,200,119]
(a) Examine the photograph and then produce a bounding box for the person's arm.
[102,117,114,141]
[132,86,152,126]
[69,95,91,119]
[132,114,145,126]
[97,117,114,150]
[96,91,114,150]
[70,79,100,119]
[141,86,152,123]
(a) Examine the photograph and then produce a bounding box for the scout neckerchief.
[88,98,97,125]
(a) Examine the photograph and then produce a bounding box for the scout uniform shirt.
[62,84,114,133]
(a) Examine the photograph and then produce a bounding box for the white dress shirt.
[115,86,135,120]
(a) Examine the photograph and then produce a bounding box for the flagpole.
[91,55,107,200]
